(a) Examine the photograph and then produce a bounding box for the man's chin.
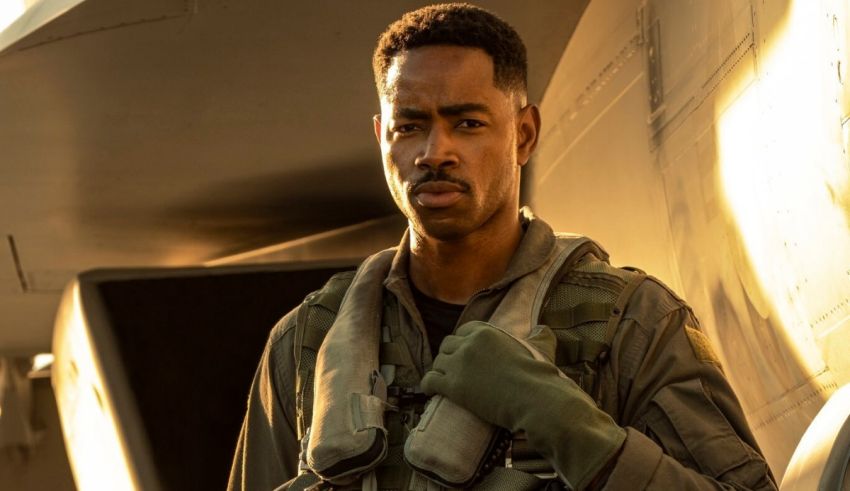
[410,216,473,242]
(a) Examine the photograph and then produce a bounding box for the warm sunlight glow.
[0,0,26,33]
[53,284,138,490]
[32,353,54,372]
[781,383,850,489]
[717,0,850,373]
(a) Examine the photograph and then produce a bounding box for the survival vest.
[286,237,646,491]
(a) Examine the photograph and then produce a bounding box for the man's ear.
[373,114,382,145]
[516,104,541,167]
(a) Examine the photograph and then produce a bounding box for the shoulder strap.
[601,272,646,358]
[542,252,647,366]
[539,253,647,405]
[489,234,593,339]
[293,270,356,440]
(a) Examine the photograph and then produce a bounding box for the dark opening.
[92,263,356,490]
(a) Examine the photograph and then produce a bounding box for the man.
[229,4,776,490]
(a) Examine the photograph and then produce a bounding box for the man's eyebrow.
[395,107,430,119]
[393,103,493,120]
[438,103,492,117]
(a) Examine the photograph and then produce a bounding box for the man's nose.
[415,126,458,171]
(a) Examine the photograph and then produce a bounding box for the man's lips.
[412,181,466,209]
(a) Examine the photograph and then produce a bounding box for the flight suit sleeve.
[228,308,301,491]
[600,279,777,490]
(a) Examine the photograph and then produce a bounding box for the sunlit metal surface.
[717,0,850,373]
[0,0,86,53]
[0,0,26,33]
[32,353,54,372]
[534,0,850,479]
[52,282,157,490]
[206,214,406,266]
[780,383,850,490]
[713,0,850,471]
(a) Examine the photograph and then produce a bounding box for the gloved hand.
[420,321,626,491]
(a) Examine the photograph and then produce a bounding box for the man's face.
[374,46,536,241]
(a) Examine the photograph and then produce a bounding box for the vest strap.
[380,341,416,368]
[557,339,609,365]
[540,302,614,328]
[302,323,328,351]
[307,249,396,483]
[604,273,647,347]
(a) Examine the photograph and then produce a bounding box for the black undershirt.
[410,283,466,356]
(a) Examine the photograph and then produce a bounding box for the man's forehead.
[380,46,506,109]
[382,87,493,111]
[390,45,492,68]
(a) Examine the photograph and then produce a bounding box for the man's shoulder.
[267,269,358,349]
[626,275,693,324]
[558,249,692,326]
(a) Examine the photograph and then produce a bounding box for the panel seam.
[6,234,29,292]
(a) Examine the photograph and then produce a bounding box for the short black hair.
[373,3,527,96]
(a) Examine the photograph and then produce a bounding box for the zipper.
[455,287,494,328]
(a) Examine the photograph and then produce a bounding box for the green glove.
[420,321,626,491]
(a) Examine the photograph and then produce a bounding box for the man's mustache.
[410,171,471,193]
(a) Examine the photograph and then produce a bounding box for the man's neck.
[408,212,523,305]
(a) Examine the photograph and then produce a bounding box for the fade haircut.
[373,3,528,97]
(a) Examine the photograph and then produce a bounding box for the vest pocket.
[644,378,752,478]
[404,395,504,488]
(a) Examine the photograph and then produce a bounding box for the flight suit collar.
[383,206,557,298]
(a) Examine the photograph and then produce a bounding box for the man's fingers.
[431,350,453,374]
[420,369,445,396]
[437,334,464,354]
[454,320,493,337]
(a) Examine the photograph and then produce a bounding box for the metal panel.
[4,0,189,52]
[644,0,755,149]
[0,0,86,53]
[534,0,683,292]
[535,0,850,479]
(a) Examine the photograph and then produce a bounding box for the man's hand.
[420,321,626,491]
[420,321,558,430]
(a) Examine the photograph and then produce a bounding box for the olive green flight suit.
[228,212,776,491]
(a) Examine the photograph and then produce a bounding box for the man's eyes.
[391,119,485,135]
[393,123,420,134]
[456,119,485,129]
